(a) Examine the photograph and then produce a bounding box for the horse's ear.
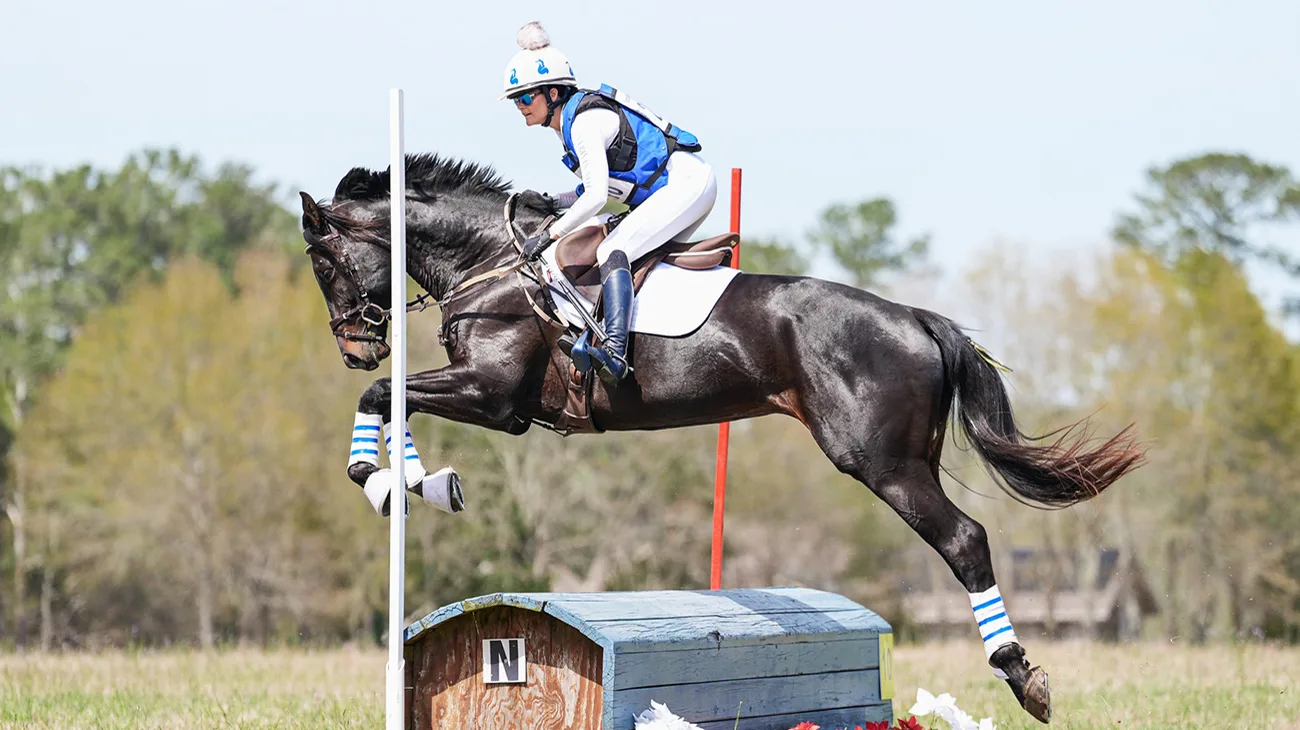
[300,191,327,235]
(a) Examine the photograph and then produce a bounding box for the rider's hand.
[522,232,554,262]
[517,189,561,215]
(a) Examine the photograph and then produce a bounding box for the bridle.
[305,192,557,353]
[306,229,400,360]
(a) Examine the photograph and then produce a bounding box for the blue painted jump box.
[402,586,895,730]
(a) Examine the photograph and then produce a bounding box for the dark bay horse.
[299,153,1146,724]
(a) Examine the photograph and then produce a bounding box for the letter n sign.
[483,638,527,684]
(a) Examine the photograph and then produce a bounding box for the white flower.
[632,700,704,730]
[909,688,996,730]
[948,708,979,730]
[908,688,960,724]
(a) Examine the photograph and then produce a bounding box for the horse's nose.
[342,352,372,370]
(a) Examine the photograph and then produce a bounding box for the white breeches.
[595,151,718,266]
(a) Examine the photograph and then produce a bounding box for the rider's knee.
[598,248,629,273]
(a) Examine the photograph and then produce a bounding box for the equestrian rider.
[501,21,718,386]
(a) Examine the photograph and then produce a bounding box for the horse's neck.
[407,208,519,301]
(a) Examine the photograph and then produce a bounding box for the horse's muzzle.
[335,331,390,370]
[343,352,380,371]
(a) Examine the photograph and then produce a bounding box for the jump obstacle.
[381,89,895,730]
[402,588,894,730]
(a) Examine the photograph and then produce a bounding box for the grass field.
[1,640,1297,729]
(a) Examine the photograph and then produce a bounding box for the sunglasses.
[511,92,537,106]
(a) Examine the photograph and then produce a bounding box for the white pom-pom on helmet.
[500,21,577,100]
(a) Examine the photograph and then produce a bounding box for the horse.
[298,152,1146,724]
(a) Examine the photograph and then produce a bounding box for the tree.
[1058,245,1300,641]
[736,236,810,276]
[808,198,929,290]
[0,150,299,646]
[1112,152,1300,312]
[19,252,389,647]
[1104,153,1300,636]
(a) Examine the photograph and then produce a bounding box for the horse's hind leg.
[810,425,1052,723]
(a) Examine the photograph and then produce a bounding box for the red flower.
[792,716,926,730]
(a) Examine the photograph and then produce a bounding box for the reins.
[311,192,570,338]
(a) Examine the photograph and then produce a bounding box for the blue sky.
[5,0,1298,321]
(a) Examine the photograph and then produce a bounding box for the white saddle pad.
[538,237,741,338]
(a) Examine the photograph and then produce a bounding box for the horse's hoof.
[1022,665,1051,724]
[990,643,1050,724]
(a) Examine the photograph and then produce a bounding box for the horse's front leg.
[345,362,522,515]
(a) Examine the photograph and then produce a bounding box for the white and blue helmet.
[500,22,577,100]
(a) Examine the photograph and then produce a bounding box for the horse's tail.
[909,306,1147,509]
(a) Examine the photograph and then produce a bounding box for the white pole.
[386,87,408,730]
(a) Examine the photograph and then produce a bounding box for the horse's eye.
[317,264,335,283]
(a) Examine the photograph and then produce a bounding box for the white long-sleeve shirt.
[547,108,623,239]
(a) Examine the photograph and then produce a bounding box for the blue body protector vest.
[560,84,702,208]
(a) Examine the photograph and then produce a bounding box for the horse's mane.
[313,152,558,245]
[332,152,513,203]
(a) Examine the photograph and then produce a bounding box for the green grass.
[891,640,1300,729]
[0,647,384,729]
[0,641,1297,729]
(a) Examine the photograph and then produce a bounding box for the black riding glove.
[522,232,554,262]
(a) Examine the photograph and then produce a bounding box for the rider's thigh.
[596,152,717,264]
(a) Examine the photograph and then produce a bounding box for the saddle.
[544,221,739,438]
[553,222,738,303]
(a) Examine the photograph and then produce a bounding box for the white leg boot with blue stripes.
[349,413,465,516]
[349,413,398,516]
[384,420,428,489]
[970,585,1018,679]
[970,583,1051,723]
[386,420,465,514]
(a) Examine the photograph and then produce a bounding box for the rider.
[500,21,718,385]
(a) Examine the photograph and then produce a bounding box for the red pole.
[711,168,742,590]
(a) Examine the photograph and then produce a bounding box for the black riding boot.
[590,250,633,386]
